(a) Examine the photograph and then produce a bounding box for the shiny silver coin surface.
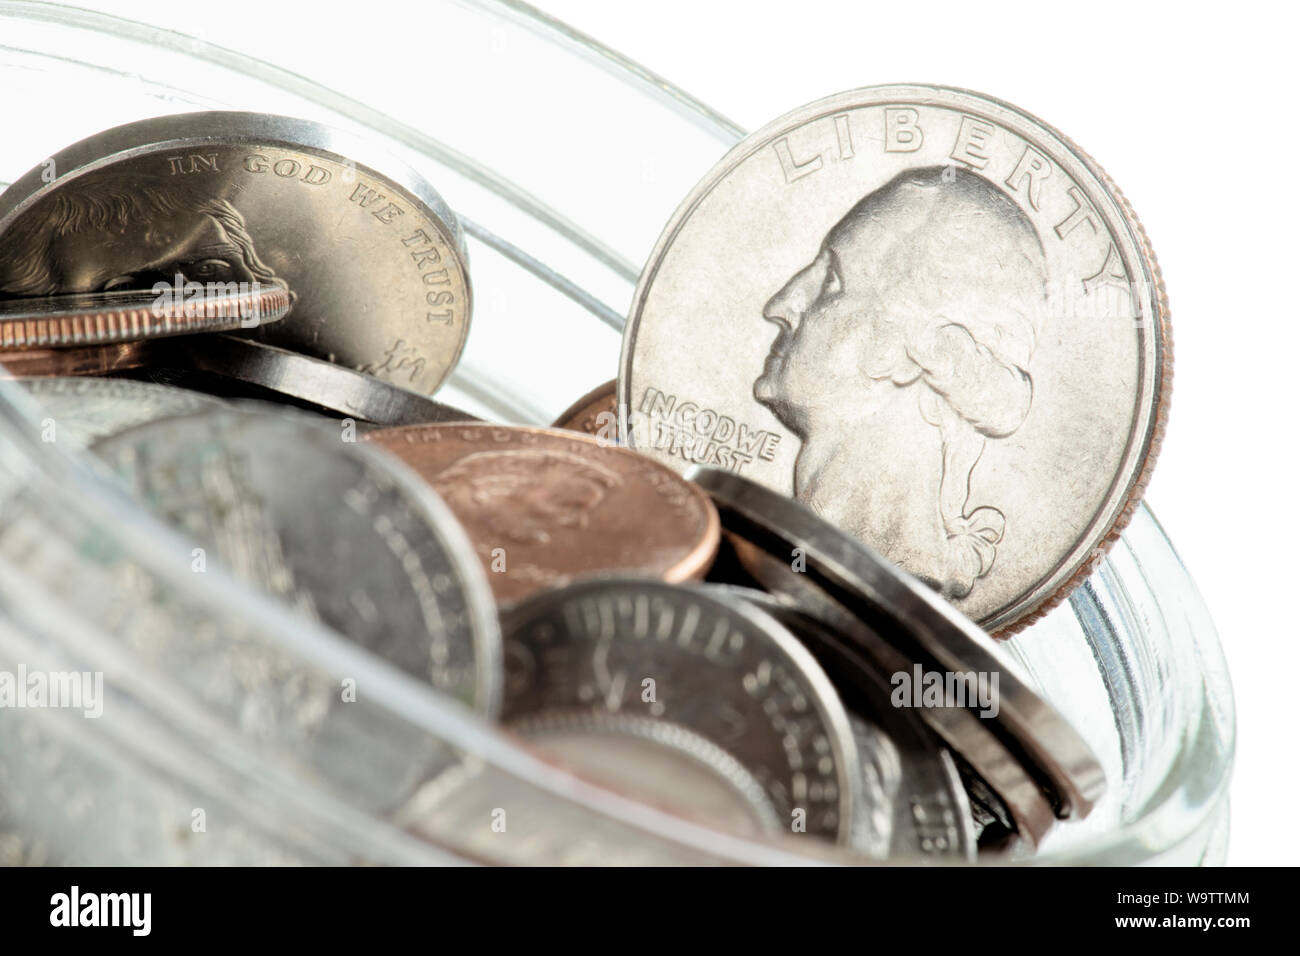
[716,585,976,861]
[690,465,1104,826]
[712,531,1053,848]
[499,577,860,844]
[91,406,501,724]
[620,85,1169,635]
[0,111,470,394]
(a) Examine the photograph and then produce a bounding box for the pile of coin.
[0,85,1170,864]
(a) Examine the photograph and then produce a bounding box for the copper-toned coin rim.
[0,340,152,379]
[0,280,292,350]
[989,113,1171,639]
[619,85,1171,640]
[550,379,618,435]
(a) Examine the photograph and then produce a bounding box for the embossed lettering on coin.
[0,112,471,394]
[551,378,619,439]
[621,85,1170,633]
[500,578,859,843]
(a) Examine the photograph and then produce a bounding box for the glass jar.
[0,0,1233,865]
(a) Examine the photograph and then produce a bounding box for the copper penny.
[0,280,291,349]
[364,423,720,604]
[0,341,151,378]
[550,379,618,440]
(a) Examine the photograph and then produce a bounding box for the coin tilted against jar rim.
[551,378,619,439]
[620,85,1170,635]
[362,423,720,604]
[499,577,860,844]
[692,465,1105,827]
[0,280,291,349]
[0,111,471,394]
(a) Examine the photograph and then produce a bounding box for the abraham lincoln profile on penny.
[754,166,1048,599]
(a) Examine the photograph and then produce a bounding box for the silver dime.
[499,577,860,844]
[91,405,501,720]
[717,585,976,861]
[620,85,1169,635]
[17,376,224,448]
[692,465,1103,830]
[0,112,470,394]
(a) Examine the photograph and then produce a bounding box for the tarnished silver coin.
[0,112,470,394]
[715,585,976,861]
[499,577,859,844]
[692,466,1103,831]
[620,85,1170,635]
[140,334,478,425]
[17,376,224,448]
[91,406,501,722]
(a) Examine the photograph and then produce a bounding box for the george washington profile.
[754,166,1048,599]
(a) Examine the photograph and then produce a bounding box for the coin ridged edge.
[619,84,1173,639]
[0,282,292,350]
[987,106,1172,640]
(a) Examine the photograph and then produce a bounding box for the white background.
[538,0,1298,867]
[87,0,1296,865]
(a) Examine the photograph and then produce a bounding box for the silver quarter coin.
[692,465,1103,827]
[0,112,470,394]
[620,85,1169,635]
[716,585,976,860]
[499,577,860,844]
[91,406,501,720]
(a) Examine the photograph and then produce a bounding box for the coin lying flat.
[0,341,152,378]
[692,466,1103,828]
[141,334,477,425]
[499,577,860,843]
[0,281,290,349]
[0,111,470,394]
[717,585,976,860]
[91,406,501,723]
[551,378,619,439]
[620,85,1170,635]
[362,424,720,604]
